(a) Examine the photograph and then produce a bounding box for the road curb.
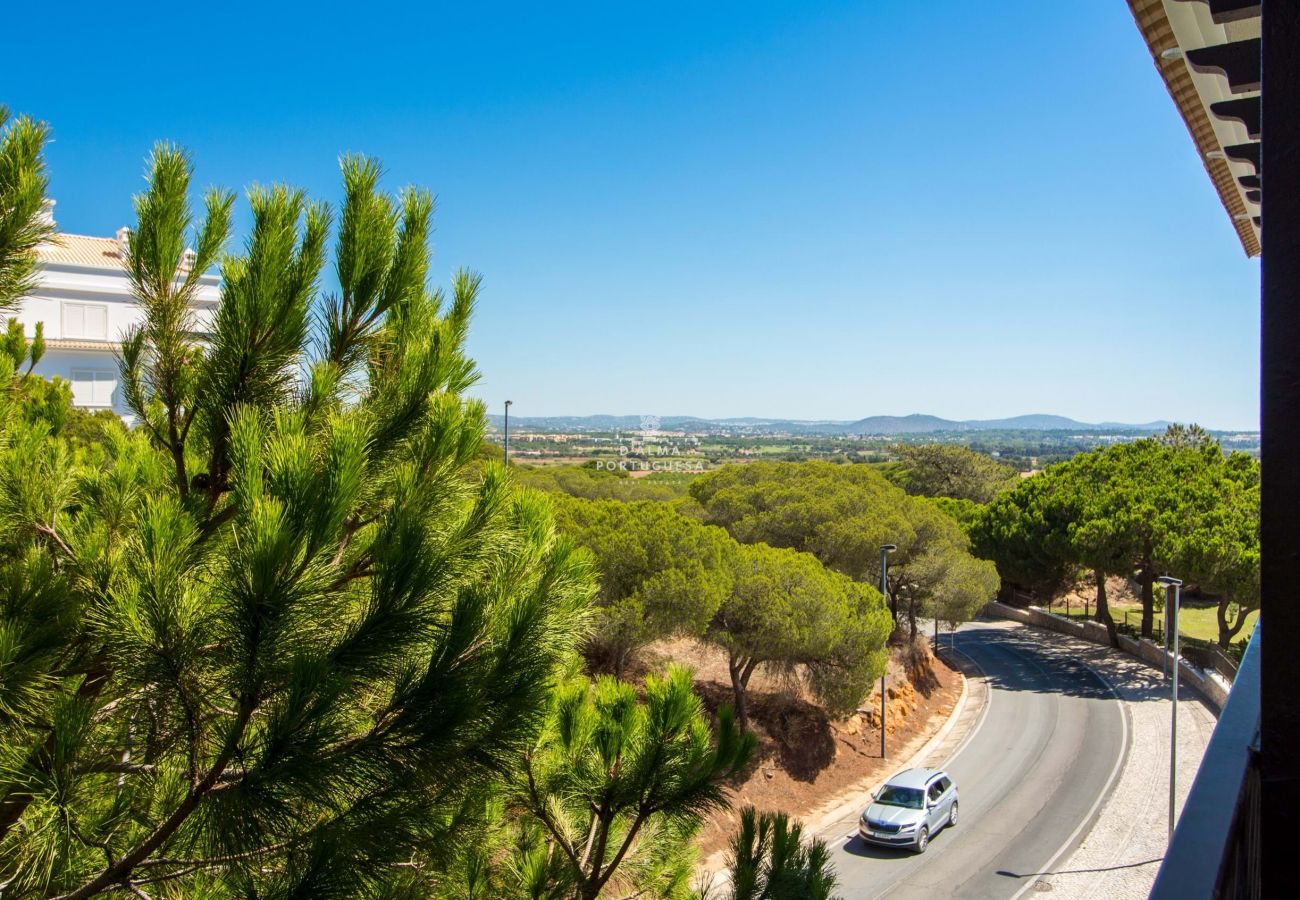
[697,648,982,887]
[927,645,988,766]
[808,645,984,840]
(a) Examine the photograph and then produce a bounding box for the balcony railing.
[1149,622,1261,899]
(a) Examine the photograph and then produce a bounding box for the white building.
[13,202,220,417]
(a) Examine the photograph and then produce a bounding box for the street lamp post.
[1158,575,1183,843]
[879,544,897,760]
[503,400,513,466]
[1162,592,1170,681]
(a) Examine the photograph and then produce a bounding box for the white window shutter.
[86,306,108,339]
[93,372,116,407]
[65,304,85,338]
[70,370,94,405]
[63,304,109,339]
[69,370,116,408]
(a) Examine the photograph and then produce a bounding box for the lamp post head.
[1157,576,1183,587]
[881,544,897,553]
[505,400,513,408]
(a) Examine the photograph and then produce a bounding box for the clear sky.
[3,0,1260,429]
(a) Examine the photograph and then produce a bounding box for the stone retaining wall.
[985,601,1229,712]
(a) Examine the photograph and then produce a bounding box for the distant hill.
[837,413,1172,435]
[488,412,1178,435]
[839,414,960,434]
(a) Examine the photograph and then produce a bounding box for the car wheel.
[949,801,959,827]
[915,827,929,853]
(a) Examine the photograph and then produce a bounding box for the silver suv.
[858,768,958,853]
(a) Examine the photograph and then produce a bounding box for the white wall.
[14,265,219,342]
[13,260,220,417]
[36,349,124,414]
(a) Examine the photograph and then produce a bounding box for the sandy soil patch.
[628,637,962,859]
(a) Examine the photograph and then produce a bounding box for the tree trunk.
[579,811,613,900]
[729,655,751,734]
[907,596,918,641]
[1217,599,1255,649]
[1139,559,1155,639]
[1093,568,1119,647]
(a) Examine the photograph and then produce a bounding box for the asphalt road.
[826,621,1129,900]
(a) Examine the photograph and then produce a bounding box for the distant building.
[11,201,220,417]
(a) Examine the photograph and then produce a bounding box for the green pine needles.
[516,666,754,900]
[715,807,839,900]
[0,107,53,318]
[0,145,603,896]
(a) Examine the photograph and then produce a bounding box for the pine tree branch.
[168,426,189,501]
[331,526,355,568]
[72,761,157,777]
[179,402,198,446]
[90,688,150,725]
[196,504,237,541]
[523,756,584,878]
[133,865,200,886]
[0,661,109,843]
[53,701,257,900]
[589,690,703,898]
[137,415,167,455]
[330,511,380,567]
[589,810,649,899]
[328,552,374,591]
[68,819,116,869]
[135,841,291,871]
[33,522,73,559]
[578,810,600,869]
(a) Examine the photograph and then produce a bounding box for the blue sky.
[3,1,1260,429]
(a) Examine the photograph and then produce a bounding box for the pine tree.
[0,145,593,896]
[514,665,754,899]
[0,107,53,317]
[716,807,839,900]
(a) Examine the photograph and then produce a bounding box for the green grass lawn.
[1175,603,1258,644]
[1050,598,1256,646]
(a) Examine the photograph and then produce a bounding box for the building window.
[63,302,109,339]
[70,370,117,409]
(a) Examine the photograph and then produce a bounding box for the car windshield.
[875,785,925,809]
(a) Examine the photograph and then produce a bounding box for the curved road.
[827,621,1129,899]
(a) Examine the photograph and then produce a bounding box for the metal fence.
[1041,604,1244,683]
[1182,642,1241,682]
[1149,624,1261,900]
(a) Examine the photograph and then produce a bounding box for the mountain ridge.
[487,412,1186,435]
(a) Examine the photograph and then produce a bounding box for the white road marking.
[939,641,992,769]
[1006,653,1132,900]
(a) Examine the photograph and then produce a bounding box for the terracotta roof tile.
[44,338,119,351]
[36,234,126,270]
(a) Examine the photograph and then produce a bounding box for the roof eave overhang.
[1126,0,1262,258]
